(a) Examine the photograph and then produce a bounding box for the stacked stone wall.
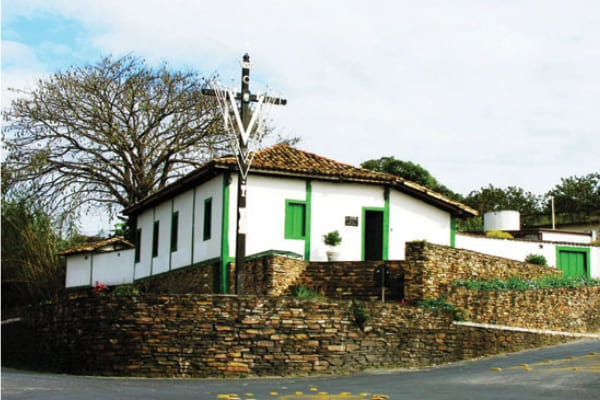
[449,286,600,333]
[403,241,562,302]
[134,262,221,294]
[2,295,577,378]
[236,254,308,296]
[295,261,406,300]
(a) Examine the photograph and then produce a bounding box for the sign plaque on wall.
[345,216,359,226]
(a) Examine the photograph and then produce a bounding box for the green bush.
[525,254,547,266]
[349,299,370,329]
[418,297,465,321]
[485,230,514,239]
[111,284,140,296]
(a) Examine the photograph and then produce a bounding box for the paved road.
[2,340,599,400]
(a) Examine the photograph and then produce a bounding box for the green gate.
[556,246,590,278]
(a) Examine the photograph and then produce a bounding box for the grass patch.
[455,275,600,291]
[289,285,320,299]
[418,297,465,321]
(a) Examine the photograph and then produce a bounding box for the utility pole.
[203,54,286,293]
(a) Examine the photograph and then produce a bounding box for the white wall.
[540,231,591,244]
[237,177,454,262]
[456,233,599,278]
[388,191,450,260]
[66,250,135,288]
[192,176,223,264]
[244,175,306,257]
[65,254,92,287]
[133,175,224,279]
[152,201,171,275]
[170,190,194,269]
[91,250,135,285]
[134,210,154,279]
[310,181,385,261]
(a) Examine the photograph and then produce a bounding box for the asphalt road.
[2,340,599,400]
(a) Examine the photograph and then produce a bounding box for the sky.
[2,0,599,234]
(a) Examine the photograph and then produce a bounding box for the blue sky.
[2,1,600,234]
[2,13,100,71]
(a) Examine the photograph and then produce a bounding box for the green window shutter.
[134,228,142,263]
[170,211,179,252]
[152,221,159,258]
[204,198,212,241]
[285,201,306,239]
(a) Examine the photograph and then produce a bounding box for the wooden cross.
[202,54,287,293]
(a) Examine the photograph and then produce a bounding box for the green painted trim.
[245,249,304,261]
[220,174,231,294]
[150,208,155,275]
[383,193,390,260]
[304,181,312,261]
[450,216,456,248]
[556,246,591,278]
[361,206,387,261]
[169,199,174,271]
[190,187,196,265]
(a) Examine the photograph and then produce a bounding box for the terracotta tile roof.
[123,144,477,217]
[214,145,477,216]
[214,144,396,183]
[59,236,134,256]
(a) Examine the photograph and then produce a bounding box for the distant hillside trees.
[360,156,462,200]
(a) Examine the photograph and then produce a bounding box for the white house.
[61,237,135,288]
[117,144,477,293]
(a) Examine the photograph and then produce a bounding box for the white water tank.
[483,210,520,232]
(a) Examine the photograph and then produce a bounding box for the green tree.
[1,198,84,314]
[361,156,462,200]
[2,55,228,225]
[463,185,542,216]
[545,173,600,214]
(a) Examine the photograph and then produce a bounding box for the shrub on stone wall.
[525,254,547,266]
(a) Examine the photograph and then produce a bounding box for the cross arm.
[202,89,287,105]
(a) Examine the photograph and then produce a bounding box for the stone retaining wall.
[295,261,407,300]
[449,286,600,333]
[403,241,562,302]
[236,254,308,296]
[2,295,575,378]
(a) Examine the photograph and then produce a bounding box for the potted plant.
[323,230,342,261]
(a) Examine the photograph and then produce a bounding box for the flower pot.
[326,251,340,261]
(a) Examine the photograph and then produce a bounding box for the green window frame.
[170,211,179,252]
[203,198,212,241]
[285,200,306,239]
[152,221,159,258]
[134,228,142,263]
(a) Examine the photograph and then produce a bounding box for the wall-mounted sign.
[345,216,359,226]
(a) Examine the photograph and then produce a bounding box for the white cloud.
[3,0,600,197]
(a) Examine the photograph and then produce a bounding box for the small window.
[170,211,179,252]
[285,201,306,239]
[134,228,142,263]
[203,198,212,241]
[152,221,159,258]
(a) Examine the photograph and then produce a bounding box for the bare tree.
[2,55,228,223]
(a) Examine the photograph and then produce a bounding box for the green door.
[556,247,589,278]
